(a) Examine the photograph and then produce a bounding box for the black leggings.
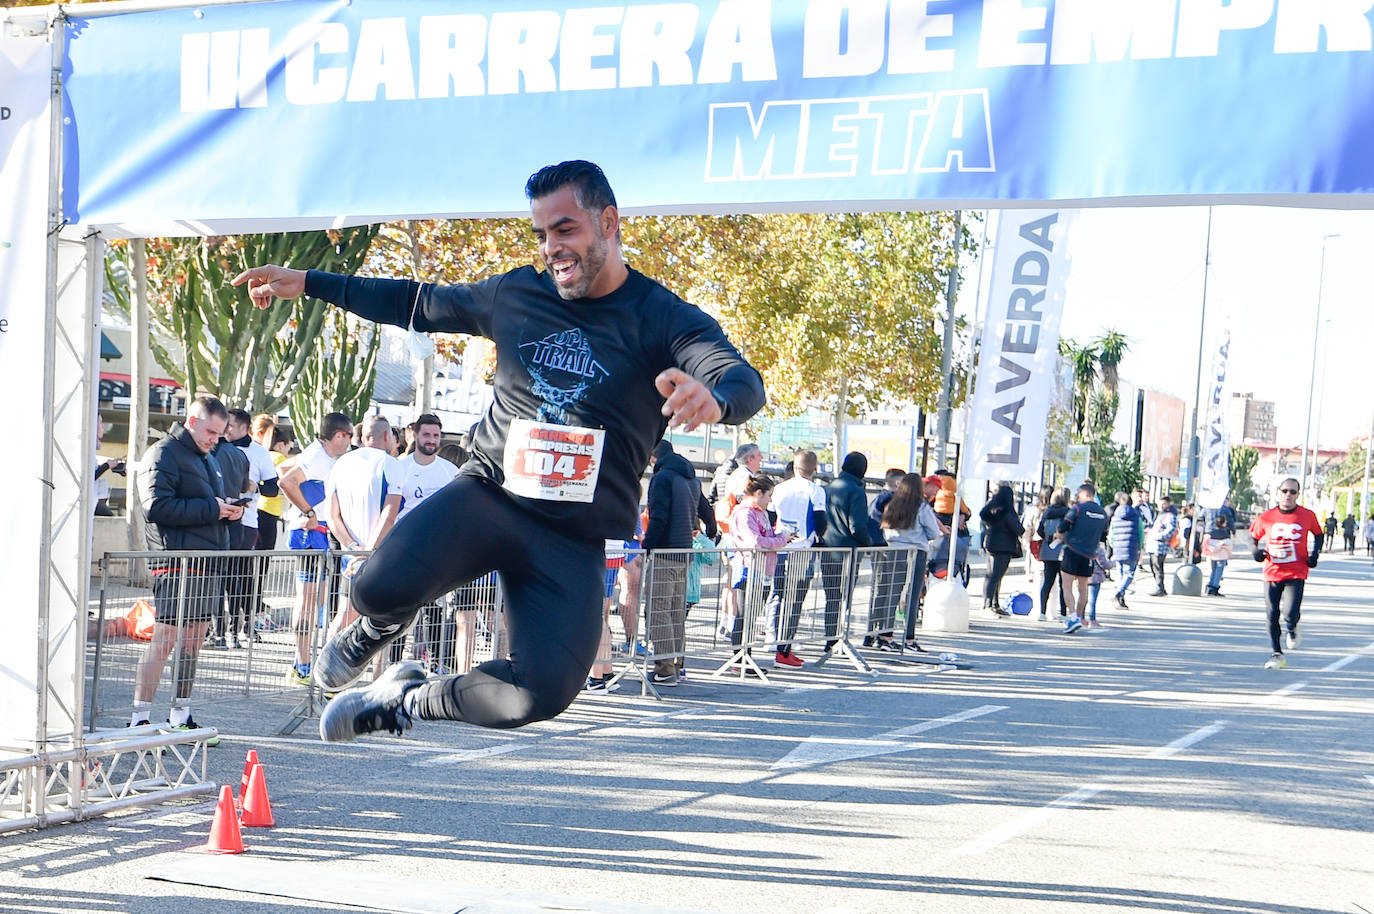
[349,476,604,730]
[1040,559,1066,616]
[1265,579,1305,654]
[984,552,1012,608]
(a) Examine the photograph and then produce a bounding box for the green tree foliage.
[106,228,379,413]
[1059,337,1100,438]
[1094,442,1143,498]
[1329,440,1368,490]
[375,212,969,443]
[288,310,380,440]
[1057,331,1134,489]
[1228,445,1261,511]
[1094,330,1130,402]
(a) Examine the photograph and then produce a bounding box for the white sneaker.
[1264,652,1286,670]
[1286,626,1302,651]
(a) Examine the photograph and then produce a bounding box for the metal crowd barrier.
[89,549,506,734]
[89,542,952,723]
[609,544,933,693]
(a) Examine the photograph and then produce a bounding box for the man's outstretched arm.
[235,262,497,335]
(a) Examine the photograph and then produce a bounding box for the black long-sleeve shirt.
[305,266,765,539]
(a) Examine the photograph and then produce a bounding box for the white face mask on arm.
[407,282,436,361]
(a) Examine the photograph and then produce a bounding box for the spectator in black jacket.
[208,428,251,650]
[820,452,871,653]
[979,483,1025,616]
[132,395,241,739]
[643,440,707,686]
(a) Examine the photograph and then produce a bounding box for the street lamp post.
[1299,234,1338,504]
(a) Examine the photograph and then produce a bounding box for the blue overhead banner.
[62,0,1374,232]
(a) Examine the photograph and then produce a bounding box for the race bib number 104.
[502,419,605,503]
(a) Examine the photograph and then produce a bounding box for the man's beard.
[418,441,439,457]
[555,234,609,300]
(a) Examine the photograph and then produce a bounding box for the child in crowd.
[686,530,719,618]
[727,476,795,648]
[1086,542,1111,629]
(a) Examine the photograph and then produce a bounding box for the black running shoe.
[319,661,427,743]
[313,617,407,691]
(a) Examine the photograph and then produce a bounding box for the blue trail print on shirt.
[519,328,608,423]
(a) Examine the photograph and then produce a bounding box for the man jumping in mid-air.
[1249,478,1323,670]
[233,160,765,740]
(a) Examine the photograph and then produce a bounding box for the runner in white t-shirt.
[326,416,406,664]
[396,415,459,524]
[277,412,354,684]
[766,450,827,665]
[395,414,460,668]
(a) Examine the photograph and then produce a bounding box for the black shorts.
[151,568,224,625]
[1060,549,1094,578]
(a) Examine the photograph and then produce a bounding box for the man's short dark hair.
[1078,482,1097,498]
[413,413,442,434]
[524,160,617,216]
[885,468,905,483]
[318,411,352,442]
[227,408,251,428]
[189,395,227,421]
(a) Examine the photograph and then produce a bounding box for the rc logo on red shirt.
[1249,507,1322,582]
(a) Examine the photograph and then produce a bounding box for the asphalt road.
[2,552,1371,914]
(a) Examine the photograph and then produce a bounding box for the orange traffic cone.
[238,749,260,806]
[206,785,246,854]
[240,763,275,828]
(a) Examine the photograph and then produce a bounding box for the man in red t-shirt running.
[1248,478,1324,670]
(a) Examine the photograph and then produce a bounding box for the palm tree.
[1059,337,1100,437]
[1094,330,1130,402]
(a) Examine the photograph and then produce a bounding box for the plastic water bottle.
[938,652,957,662]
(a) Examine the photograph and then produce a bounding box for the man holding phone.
[132,395,243,739]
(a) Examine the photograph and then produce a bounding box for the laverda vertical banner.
[0,26,52,748]
[59,0,1374,234]
[966,210,1077,480]
[1195,329,1232,510]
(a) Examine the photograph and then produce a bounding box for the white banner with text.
[1196,329,1232,511]
[966,209,1077,481]
[0,27,53,749]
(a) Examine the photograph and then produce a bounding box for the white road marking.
[771,705,1006,771]
[1146,721,1228,759]
[955,720,1227,855]
[1265,680,1310,702]
[1320,653,1363,673]
[412,743,534,766]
